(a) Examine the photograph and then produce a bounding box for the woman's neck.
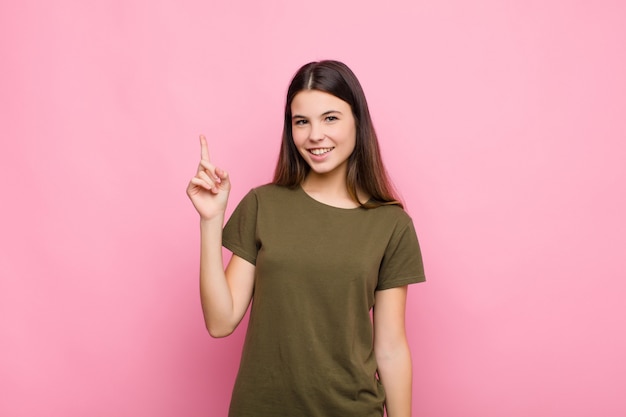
[302,172,368,209]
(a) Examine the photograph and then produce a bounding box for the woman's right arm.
[187,135,256,338]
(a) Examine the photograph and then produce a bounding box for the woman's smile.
[308,147,335,157]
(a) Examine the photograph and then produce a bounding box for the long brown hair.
[272,60,402,209]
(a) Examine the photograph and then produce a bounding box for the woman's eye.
[325,115,338,122]
[294,119,308,126]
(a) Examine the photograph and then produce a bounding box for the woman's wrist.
[200,215,225,230]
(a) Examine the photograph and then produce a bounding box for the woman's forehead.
[291,90,350,115]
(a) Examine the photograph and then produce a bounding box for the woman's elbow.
[375,340,411,363]
[205,321,236,338]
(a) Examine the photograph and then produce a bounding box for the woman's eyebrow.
[292,110,342,119]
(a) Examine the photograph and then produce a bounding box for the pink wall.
[1,1,625,416]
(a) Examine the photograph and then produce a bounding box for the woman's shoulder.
[246,183,298,203]
[251,183,293,195]
[367,202,415,227]
[231,184,294,215]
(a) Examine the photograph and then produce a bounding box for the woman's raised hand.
[187,135,231,220]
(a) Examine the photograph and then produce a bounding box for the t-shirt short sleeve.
[222,189,259,265]
[376,218,425,291]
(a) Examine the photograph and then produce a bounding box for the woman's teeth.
[310,148,333,155]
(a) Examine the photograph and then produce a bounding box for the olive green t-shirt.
[222,184,425,417]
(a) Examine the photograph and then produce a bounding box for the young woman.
[187,60,425,417]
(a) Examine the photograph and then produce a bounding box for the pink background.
[1,1,625,416]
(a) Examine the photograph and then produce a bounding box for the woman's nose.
[308,122,324,141]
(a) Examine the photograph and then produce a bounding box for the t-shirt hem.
[376,274,426,291]
[223,240,257,266]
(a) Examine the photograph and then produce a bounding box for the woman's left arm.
[373,285,412,417]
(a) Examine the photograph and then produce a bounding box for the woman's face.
[290,90,356,178]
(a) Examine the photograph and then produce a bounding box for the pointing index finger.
[200,134,210,161]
